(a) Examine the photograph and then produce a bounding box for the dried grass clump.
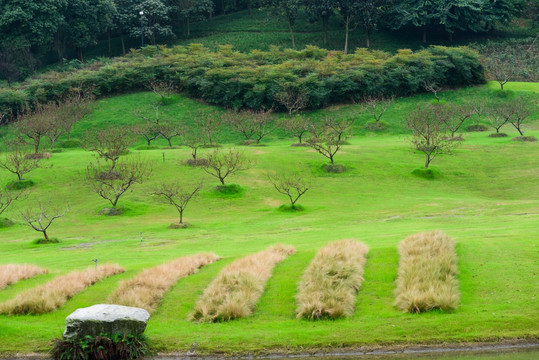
[191,244,295,322]
[0,264,48,290]
[0,264,124,315]
[394,231,460,313]
[296,240,369,319]
[108,253,220,313]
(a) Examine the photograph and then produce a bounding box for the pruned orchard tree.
[195,111,222,146]
[422,80,442,102]
[443,103,474,138]
[307,117,354,164]
[84,127,133,171]
[20,203,68,242]
[273,87,308,116]
[0,146,41,181]
[268,171,312,208]
[249,110,274,144]
[152,181,203,224]
[364,95,394,122]
[145,80,177,104]
[86,156,152,208]
[485,53,517,90]
[131,122,160,146]
[487,102,509,134]
[15,104,55,154]
[406,104,457,169]
[59,93,94,140]
[278,115,310,144]
[158,122,184,147]
[203,148,255,185]
[182,128,206,163]
[0,181,26,217]
[505,96,538,136]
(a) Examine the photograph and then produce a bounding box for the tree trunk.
[365,27,370,48]
[500,82,504,90]
[222,0,226,15]
[344,18,350,54]
[516,127,524,136]
[77,47,84,62]
[167,138,172,147]
[17,173,22,181]
[288,20,296,49]
[108,30,112,53]
[424,153,430,169]
[422,29,427,43]
[121,34,126,55]
[219,177,225,185]
[34,139,40,154]
[187,19,190,38]
[323,17,329,45]
[248,0,252,15]
[179,210,183,224]
[147,139,151,146]
[43,230,49,241]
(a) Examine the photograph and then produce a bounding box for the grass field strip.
[191,244,296,322]
[108,253,220,313]
[394,231,460,313]
[0,264,124,315]
[296,239,369,319]
[0,264,48,290]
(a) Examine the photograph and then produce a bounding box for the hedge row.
[0,44,485,120]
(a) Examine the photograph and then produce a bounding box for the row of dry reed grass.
[0,264,124,315]
[191,244,295,322]
[108,253,220,313]
[0,264,48,290]
[296,240,369,319]
[394,231,460,313]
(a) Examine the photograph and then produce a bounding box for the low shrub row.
[0,45,485,120]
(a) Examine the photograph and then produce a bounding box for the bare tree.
[278,115,310,144]
[84,127,133,171]
[0,182,26,216]
[422,81,442,102]
[443,103,474,138]
[133,103,163,126]
[268,171,312,208]
[406,105,457,169]
[158,122,184,146]
[0,147,41,181]
[152,181,202,224]
[485,54,517,90]
[59,93,94,140]
[364,96,395,122]
[131,123,160,146]
[182,129,206,162]
[195,111,222,146]
[506,96,537,136]
[487,102,509,134]
[145,80,177,104]
[307,117,354,164]
[203,148,255,185]
[21,204,67,241]
[468,98,488,125]
[250,110,274,144]
[15,104,55,154]
[222,111,256,141]
[274,87,308,116]
[86,156,152,208]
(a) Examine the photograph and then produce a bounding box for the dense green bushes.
[0,45,484,120]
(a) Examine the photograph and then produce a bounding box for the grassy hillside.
[0,82,538,354]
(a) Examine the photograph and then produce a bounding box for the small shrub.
[135,145,159,150]
[24,153,51,160]
[394,231,460,313]
[492,89,515,99]
[322,164,346,173]
[278,204,305,212]
[51,149,64,153]
[364,121,387,131]
[466,124,488,132]
[290,143,310,147]
[186,158,208,167]
[239,140,258,146]
[33,237,60,244]
[0,218,14,228]
[58,139,82,148]
[297,240,369,319]
[51,333,149,360]
[512,136,537,142]
[488,133,508,138]
[412,168,441,180]
[6,180,35,190]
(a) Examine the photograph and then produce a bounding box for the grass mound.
[0,264,48,290]
[186,158,208,167]
[512,136,537,142]
[411,168,441,180]
[168,222,192,229]
[6,179,35,190]
[322,164,346,173]
[109,253,219,313]
[488,133,508,138]
[136,145,160,150]
[290,143,310,147]
[213,184,244,197]
[0,218,14,228]
[24,153,51,160]
[51,149,64,153]
[394,231,460,313]
[297,240,369,320]
[466,124,488,132]
[191,244,295,322]
[278,204,305,212]
[365,121,387,131]
[100,207,125,216]
[0,264,124,315]
[33,238,60,244]
[57,139,82,148]
[52,333,149,360]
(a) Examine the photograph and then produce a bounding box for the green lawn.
[0,83,538,354]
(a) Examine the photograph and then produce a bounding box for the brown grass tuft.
[0,264,124,315]
[394,231,460,313]
[191,244,295,322]
[108,253,220,313]
[0,264,49,290]
[296,240,369,319]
